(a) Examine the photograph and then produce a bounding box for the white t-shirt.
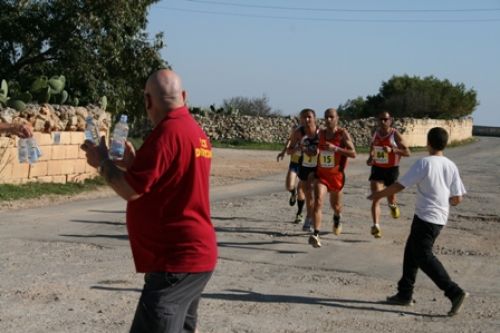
[398,155,466,225]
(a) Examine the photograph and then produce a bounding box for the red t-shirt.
[124,106,217,273]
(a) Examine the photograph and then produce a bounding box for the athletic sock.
[297,200,305,215]
[333,214,341,223]
[313,229,320,236]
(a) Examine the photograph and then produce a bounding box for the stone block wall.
[398,118,473,147]
[0,131,99,184]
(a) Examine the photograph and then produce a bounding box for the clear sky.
[147,0,500,126]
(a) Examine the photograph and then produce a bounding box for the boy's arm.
[368,182,405,201]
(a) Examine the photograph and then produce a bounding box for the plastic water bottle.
[84,116,99,143]
[27,137,39,164]
[53,131,61,144]
[18,138,28,163]
[109,114,129,160]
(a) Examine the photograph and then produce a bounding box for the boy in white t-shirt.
[368,127,468,316]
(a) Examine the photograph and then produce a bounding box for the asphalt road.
[1,136,499,333]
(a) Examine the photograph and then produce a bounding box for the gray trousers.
[130,271,213,333]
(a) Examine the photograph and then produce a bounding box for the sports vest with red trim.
[371,128,400,168]
[318,128,348,173]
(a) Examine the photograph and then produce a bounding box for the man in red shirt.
[81,69,217,333]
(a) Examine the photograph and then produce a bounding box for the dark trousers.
[130,271,213,333]
[397,215,462,300]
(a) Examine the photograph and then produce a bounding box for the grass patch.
[0,177,106,202]
[448,137,478,148]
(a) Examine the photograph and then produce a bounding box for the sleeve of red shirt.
[124,128,175,195]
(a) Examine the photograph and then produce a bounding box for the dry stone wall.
[193,114,473,147]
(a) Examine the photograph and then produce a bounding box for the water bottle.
[18,138,28,163]
[84,116,99,144]
[27,137,39,164]
[109,114,129,160]
[53,131,61,144]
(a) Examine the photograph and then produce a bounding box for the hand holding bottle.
[114,141,136,170]
[80,136,109,169]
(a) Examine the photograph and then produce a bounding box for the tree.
[337,96,368,120]
[338,75,478,119]
[221,95,280,116]
[368,75,478,119]
[0,0,167,119]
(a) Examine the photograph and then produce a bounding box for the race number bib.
[374,146,388,164]
[319,150,335,168]
[302,154,318,167]
[290,152,301,163]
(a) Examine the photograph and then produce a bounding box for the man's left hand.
[80,136,109,168]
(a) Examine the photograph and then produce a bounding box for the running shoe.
[308,234,321,248]
[389,203,400,219]
[289,189,297,206]
[333,223,342,236]
[386,294,414,306]
[448,290,469,316]
[294,213,304,224]
[333,215,342,235]
[371,225,382,238]
[302,218,313,232]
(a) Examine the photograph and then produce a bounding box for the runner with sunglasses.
[367,111,410,238]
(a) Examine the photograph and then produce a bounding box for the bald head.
[144,69,187,125]
[145,69,185,109]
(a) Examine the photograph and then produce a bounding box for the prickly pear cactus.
[7,99,26,112]
[0,79,8,98]
[48,76,65,94]
[37,86,51,104]
[99,96,107,111]
[60,90,68,104]
[31,76,48,93]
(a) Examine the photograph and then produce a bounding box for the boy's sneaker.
[386,294,414,306]
[308,234,321,248]
[289,189,297,206]
[302,218,313,232]
[389,203,400,219]
[371,225,382,238]
[448,290,469,316]
[294,213,304,224]
[333,215,342,235]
